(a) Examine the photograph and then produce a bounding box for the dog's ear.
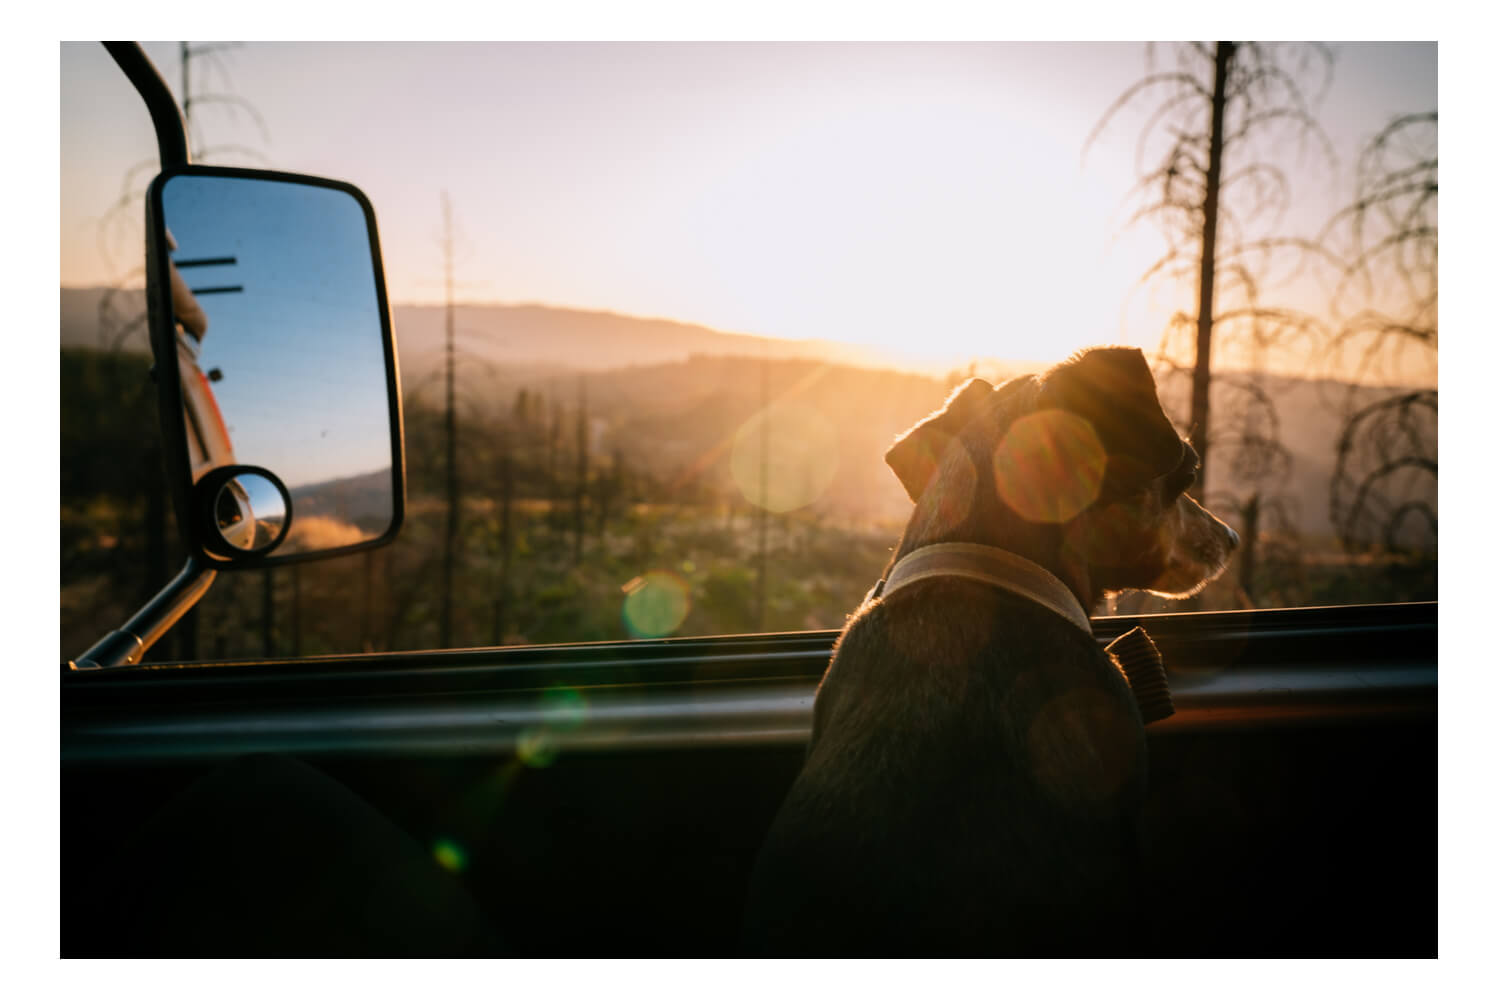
[1043,348,1184,484]
[885,377,995,501]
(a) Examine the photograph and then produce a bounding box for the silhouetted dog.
[741,346,1238,956]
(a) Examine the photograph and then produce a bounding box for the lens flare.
[622,570,691,638]
[432,837,467,873]
[512,690,587,769]
[993,409,1106,524]
[1026,687,1139,815]
[730,400,839,513]
[540,686,587,730]
[517,727,559,768]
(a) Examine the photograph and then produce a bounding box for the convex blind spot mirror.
[147,167,405,567]
[193,465,293,559]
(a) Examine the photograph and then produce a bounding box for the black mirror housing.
[145,165,406,569]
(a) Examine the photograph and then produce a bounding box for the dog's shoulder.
[822,578,1127,714]
[812,579,1142,789]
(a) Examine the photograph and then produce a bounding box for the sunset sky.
[60,40,1436,378]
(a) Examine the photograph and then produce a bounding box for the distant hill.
[61,286,1435,547]
[291,466,395,526]
[425,351,1435,548]
[388,302,932,377]
[60,286,926,373]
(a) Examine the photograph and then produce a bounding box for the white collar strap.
[874,542,1093,635]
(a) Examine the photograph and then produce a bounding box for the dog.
[740,346,1238,955]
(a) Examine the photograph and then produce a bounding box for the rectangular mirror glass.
[157,170,403,561]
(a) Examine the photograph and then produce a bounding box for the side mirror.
[145,167,405,568]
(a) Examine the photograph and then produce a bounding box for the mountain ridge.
[58,286,1045,378]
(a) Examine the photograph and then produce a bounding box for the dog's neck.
[875,543,1093,634]
[891,438,1099,612]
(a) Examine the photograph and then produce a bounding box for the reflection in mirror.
[163,174,396,558]
[214,471,289,552]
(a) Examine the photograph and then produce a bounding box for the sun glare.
[61,42,1437,385]
[993,410,1107,524]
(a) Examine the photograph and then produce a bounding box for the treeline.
[118,377,894,659]
[61,349,1435,663]
[60,349,177,655]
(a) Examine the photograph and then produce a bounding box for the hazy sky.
[60,41,1436,374]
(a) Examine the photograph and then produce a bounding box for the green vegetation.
[61,349,177,656]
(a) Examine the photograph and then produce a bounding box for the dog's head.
[885,346,1238,605]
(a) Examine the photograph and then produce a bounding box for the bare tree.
[1323,112,1437,382]
[756,352,769,631]
[491,424,514,646]
[439,192,460,648]
[1322,113,1438,552]
[97,43,272,291]
[1317,112,1437,555]
[177,42,272,165]
[1330,389,1436,553]
[573,377,589,565]
[89,42,272,660]
[1089,42,1336,501]
[422,191,513,646]
[596,446,627,538]
[548,394,563,533]
[1199,374,1299,603]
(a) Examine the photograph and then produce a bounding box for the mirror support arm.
[102,42,189,169]
[71,558,218,670]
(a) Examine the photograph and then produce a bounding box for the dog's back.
[741,348,1238,956]
[742,580,1148,956]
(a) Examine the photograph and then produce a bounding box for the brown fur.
[741,347,1237,955]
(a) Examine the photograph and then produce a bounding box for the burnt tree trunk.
[596,447,624,538]
[756,357,769,632]
[291,563,302,657]
[439,193,458,649]
[492,426,513,646]
[261,569,275,657]
[1238,493,1260,606]
[361,549,375,652]
[1190,40,1236,501]
[548,397,562,537]
[573,380,588,565]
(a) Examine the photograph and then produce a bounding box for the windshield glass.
[61,42,1437,660]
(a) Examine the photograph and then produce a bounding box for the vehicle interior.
[64,604,1434,956]
[60,41,1437,958]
